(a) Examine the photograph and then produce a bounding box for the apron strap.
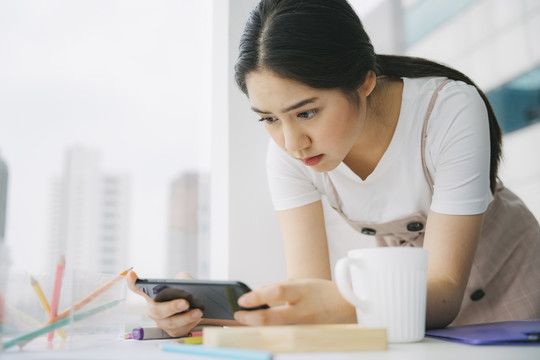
[421,79,453,193]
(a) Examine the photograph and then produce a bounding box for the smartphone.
[135,278,268,320]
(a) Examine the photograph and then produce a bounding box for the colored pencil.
[29,276,67,339]
[5,304,42,330]
[18,267,131,349]
[48,267,131,325]
[2,299,123,350]
[161,343,272,360]
[47,255,65,341]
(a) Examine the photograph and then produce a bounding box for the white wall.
[353,0,405,54]
[210,0,286,289]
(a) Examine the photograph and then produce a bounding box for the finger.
[155,309,203,337]
[234,305,298,326]
[238,282,301,308]
[174,272,194,280]
[146,298,191,320]
[126,270,152,301]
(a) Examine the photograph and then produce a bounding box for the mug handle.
[335,257,369,311]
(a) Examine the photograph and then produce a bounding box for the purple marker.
[132,327,176,340]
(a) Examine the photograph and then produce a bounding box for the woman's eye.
[298,109,318,119]
[259,117,278,124]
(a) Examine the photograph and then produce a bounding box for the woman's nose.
[283,124,310,152]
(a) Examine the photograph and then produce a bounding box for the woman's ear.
[358,70,377,98]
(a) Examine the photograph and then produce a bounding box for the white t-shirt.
[266,77,494,222]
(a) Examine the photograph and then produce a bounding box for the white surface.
[1,337,539,360]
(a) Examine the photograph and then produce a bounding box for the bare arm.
[235,200,357,325]
[277,200,331,280]
[423,210,484,329]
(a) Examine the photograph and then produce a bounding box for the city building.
[48,147,129,274]
[166,172,210,278]
[0,151,8,242]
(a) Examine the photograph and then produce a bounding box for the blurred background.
[1,0,539,317]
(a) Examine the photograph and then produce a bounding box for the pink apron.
[324,80,540,325]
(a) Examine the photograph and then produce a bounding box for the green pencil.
[2,298,123,350]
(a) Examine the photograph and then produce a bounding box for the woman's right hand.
[126,270,203,337]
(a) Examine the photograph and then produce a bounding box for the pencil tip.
[120,267,133,276]
[30,275,37,284]
[58,254,65,265]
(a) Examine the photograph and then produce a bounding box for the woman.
[128,0,540,335]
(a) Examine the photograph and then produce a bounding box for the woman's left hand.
[233,278,357,326]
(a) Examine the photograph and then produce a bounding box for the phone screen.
[135,279,261,320]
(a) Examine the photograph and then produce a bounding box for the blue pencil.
[2,299,123,350]
[161,343,273,360]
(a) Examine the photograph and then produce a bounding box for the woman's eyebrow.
[251,97,318,114]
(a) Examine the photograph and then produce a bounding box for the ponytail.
[377,54,502,194]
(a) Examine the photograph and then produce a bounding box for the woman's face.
[245,69,368,172]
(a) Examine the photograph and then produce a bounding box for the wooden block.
[203,324,387,353]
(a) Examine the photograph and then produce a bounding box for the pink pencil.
[47,255,65,342]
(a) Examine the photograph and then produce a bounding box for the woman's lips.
[301,154,324,166]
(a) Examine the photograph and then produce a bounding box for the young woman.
[128,0,540,335]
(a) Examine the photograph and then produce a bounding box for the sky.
[0,0,212,277]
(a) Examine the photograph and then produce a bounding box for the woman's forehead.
[245,70,334,111]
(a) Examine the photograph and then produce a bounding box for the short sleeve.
[266,140,322,211]
[426,81,494,215]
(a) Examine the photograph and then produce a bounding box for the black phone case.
[135,278,267,320]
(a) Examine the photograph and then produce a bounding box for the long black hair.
[234,0,502,194]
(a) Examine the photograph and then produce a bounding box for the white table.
[1,337,539,360]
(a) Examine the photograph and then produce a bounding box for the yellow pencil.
[29,276,67,340]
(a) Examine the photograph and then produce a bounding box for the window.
[403,0,477,46]
[487,66,540,133]
[0,1,212,277]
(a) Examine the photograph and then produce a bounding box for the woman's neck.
[344,77,404,180]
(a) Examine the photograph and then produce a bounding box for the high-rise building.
[48,147,129,274]
[166,172,210,278]
[100,175,129,274]
[0,151,8,242]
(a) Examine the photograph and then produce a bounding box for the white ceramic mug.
[335,247,428,343]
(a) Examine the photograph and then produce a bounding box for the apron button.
[407,222,424,232]
[361,227,376,235]
[470,289,485,301]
